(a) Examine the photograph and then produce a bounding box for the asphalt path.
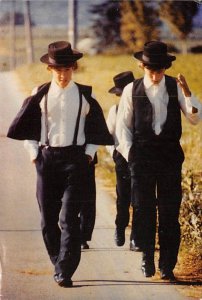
[0,72,194,300]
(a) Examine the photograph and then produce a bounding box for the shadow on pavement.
[74,279,202,287]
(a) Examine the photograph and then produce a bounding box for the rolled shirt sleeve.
[24,140,39,161]
[178,85,202,124]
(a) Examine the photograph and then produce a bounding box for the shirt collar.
[144,75,165,90]
[49,79,75,95]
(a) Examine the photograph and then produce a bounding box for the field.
[14,54,202,296]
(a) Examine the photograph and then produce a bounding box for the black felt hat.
[40,41,83,67]
[134,41,176,69]
[108,71,135,94]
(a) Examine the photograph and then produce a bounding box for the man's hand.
[176,74,191,97]
[176,74,198,113]
[86,155,93,164]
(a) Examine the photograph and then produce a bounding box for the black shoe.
[81,241,89,250]
[160,269,176,281]
[141,261,155,277]
[114,228,125,246]
[54,273,73,287]
[130,240,142,252]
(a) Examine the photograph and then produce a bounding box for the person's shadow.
[71,278,202,288]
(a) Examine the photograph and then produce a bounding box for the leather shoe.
[54,273,73,287]
[160,269,176,281]
[81,241,89,249]
[130,240,142,252]
[141,261,155,277]
[114,228,125,246]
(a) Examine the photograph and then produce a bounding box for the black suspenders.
[44,86,83,147]
[44,94,49,147]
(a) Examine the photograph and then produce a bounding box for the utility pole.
[68,0,78,48]
[24,0,34,63]
[10,0,16,69]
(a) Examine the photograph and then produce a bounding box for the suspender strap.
[44,93,49,146]
[72,87,83,145]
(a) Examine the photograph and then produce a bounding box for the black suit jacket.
[7,82,113,146]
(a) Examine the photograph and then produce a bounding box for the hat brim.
[134,51,176,65]
[40,51,83,66]
[108,86,123,94]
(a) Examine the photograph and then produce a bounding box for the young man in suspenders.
[116,41,201,281]
[7,41,113,287]
[106,71,142,252]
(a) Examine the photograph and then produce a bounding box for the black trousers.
[129,159,182,271]
[35,146,89,278]
[80,163,96,242]
[114,150,141,243]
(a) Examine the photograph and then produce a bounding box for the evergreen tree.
[159,0,199,53]
[89,0,122,51]
[120,0,160,52]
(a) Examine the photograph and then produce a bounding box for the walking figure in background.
[116,41,202,281]
[80,154,97,250]
[7,41,113,288]
[106,71,142,252]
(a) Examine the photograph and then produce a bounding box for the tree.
[89,0,122,52]
[68,0,78,48]
[120,0,160,52]
[159,0,199,54]
[24,0,34,63]
[0,11,35,26]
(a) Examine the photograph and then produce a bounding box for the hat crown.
[108,71,134,94]
[133,40,176,69]
[144,41,168,56]
[113,71,134,90]
[40,40,83,66]
[48,41,73,59]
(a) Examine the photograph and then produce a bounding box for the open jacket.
[7,82,113,146]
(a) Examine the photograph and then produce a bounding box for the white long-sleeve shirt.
[24,79,98,161]
[106,104,118,157]
[116,75,202,161]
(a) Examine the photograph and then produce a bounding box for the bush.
[190,45,202,53]
[180,169,202,250]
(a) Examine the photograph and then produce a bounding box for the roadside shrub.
[180,169,202,250]
[190,45,202,53]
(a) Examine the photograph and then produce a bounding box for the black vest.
[7,82,113,146]
[129,75,184,164]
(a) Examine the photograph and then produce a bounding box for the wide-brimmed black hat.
[108,71,135,94]
[134,41,176,69]
[40,41,83,67]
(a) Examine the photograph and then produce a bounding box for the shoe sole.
[58,280,73,288]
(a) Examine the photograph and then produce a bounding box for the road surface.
[0,72,194,300]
